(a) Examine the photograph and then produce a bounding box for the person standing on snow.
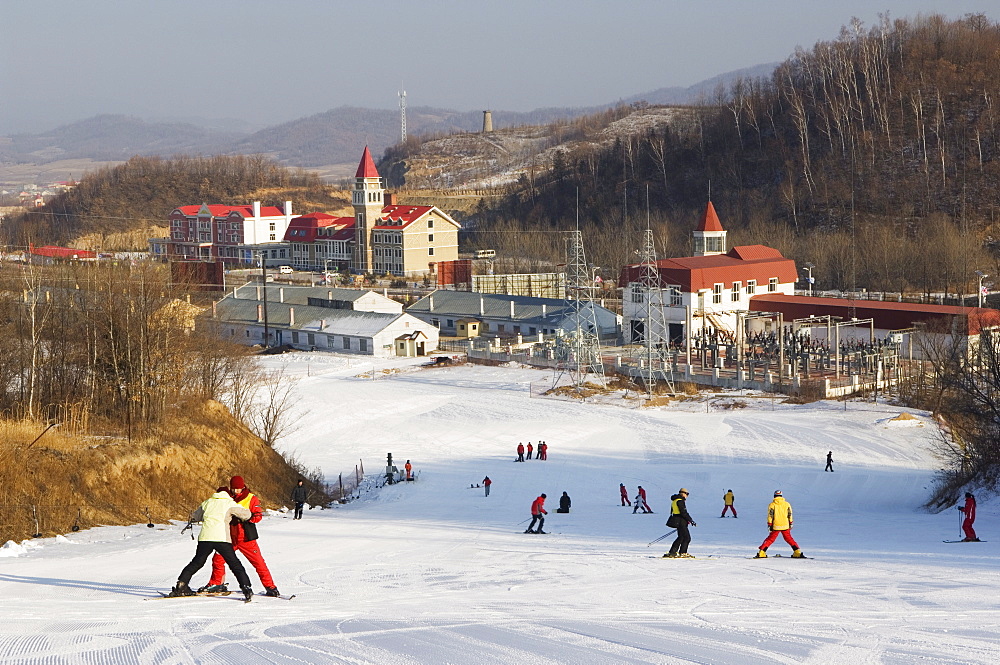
[290,479,308,520]
[200,476,281,597]
[664,488,696,558]
[557,491,571,513]
[958,492,979,541]
[516,443,525,463]
[525,493,547,533]
[632,490,649,514]
[620,483,631,507]
[538,442,547,460]
[755,490,805,558]
[825,451,834,472]
[721,489,737,518]
[527,442,534,460]
[483,476,492,497]
[405,460,413,481]
[637,485,652,513]
[169,487,255,601]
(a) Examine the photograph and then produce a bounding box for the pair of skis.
[152,591,296,601]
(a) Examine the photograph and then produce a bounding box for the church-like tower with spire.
[352,146,385,273]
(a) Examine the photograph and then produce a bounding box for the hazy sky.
[2,0,996,134]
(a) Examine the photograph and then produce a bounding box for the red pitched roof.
[619,246,797,292]
[749,294,1000,335]
[373,204,435,229]
[355,146,380,178]
[173,204,285,218]
[283,213,354,242]
[696,201,724,232]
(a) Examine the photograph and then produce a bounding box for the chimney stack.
[257,304,263,322]
[279,287,284,303]
[289,307,295,326]
[483,110,493,133]
[480,296,485,316]
[429,295,435,312]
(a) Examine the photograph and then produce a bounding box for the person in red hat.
[199,475,281,597]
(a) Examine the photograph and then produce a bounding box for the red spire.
[355,146,380,178]
[697,201,724,232]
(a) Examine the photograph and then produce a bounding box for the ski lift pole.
[647,529,677,547]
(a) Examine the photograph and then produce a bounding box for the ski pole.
[647,529,677,546]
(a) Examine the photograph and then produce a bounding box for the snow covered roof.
[214,297,409,336]
[407,290,615,325]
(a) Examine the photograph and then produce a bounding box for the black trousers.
[294,502,304,519]
[528,514,545,532]
[179,541,252,589]
[669,523,691,554]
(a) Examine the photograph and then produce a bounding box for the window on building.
[668,285,682,306]
[446,319,454,327]
[731,282,741,302]
[427,219,434,228]
[513,326,521,333]
[307,333,315,346]
[360,338,368,352]
[631,284,644,303]
[706,236,723,253]
[431,318,439,327]
[747,280,756,295]
[428,247,435,256]
[713,283,723,304]
[769,277,778,292]
[428,234,434,242]
[497,324,505,332]
[291,332,299,344]
[343,337,350,350]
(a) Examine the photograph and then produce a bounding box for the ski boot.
[524,529,534,534]
[662,552,678,558]
[535,530,547,534]
[169,581,196,597]
[754,549,768,558]
[264,587,281,597]
[791,549,805,558]
[197,583,229,594]
[241,586,254,603]
[679,553,695,558]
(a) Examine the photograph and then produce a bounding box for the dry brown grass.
[0,400,323,543]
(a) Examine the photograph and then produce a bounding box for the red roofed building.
[28,244,98,264]
[286,212,356,271]
[153,200,295,264]
[620,202,798,343]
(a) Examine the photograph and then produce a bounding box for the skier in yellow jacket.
[721,489,737,518]
[755,490,805,558]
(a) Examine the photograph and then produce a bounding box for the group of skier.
[168,476,313,600]
[515,441,548,462]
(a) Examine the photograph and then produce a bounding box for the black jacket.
[559,494,571,511]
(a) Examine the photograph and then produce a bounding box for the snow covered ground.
[1,353,998,664]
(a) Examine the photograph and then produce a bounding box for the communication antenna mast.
[399,87,407,143]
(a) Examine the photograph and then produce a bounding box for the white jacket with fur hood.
[191,490,252,543]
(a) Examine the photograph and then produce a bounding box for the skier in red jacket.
[516,443,525,462]
[619,483,631,507]
[525,494,547,533]
[959,492,979,541]
[201,476,280,597]
[637,485,652,513]
[527,442,534,460]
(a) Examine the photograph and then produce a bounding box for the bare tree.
[248,366,302,448]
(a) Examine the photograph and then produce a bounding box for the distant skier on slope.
[637,485,652,513]
[755,490,805,558]
[620,483,631,507]
[483,476,492,497]
[525,493,547,533]
[516,443,525,462]
[169,487,255,601]
[405,460,413,481]
[557,491,571,513]
[664,488,696,558]
[632,490,649,514]
[527,442,534,460]
[290,479,308,520]
[825,451,834,472]
[538,441,547,460]
[958,492,980,542]
[201,476,281,597]
[721,489,737,518]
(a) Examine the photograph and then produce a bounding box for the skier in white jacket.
[170,488,256,601]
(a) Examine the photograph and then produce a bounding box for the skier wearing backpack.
[755,490,805,558]
[721,489,737,518]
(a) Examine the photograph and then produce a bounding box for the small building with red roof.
[620,202,798,343]
[28,244,98,265]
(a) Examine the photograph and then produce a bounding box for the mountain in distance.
[0,63,779,176]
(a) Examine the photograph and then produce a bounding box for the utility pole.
[259,251,270,347]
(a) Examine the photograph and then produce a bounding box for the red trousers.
[760,529,799,551]
[963,518,978,540]
[210,539,274,588]
[721,505,737,517]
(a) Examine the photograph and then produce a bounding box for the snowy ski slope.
[0,354,997,664]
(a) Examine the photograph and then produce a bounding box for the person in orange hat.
[200,475,281,597]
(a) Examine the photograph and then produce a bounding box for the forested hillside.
[461,14,1000,295]
[1,155,336,249]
